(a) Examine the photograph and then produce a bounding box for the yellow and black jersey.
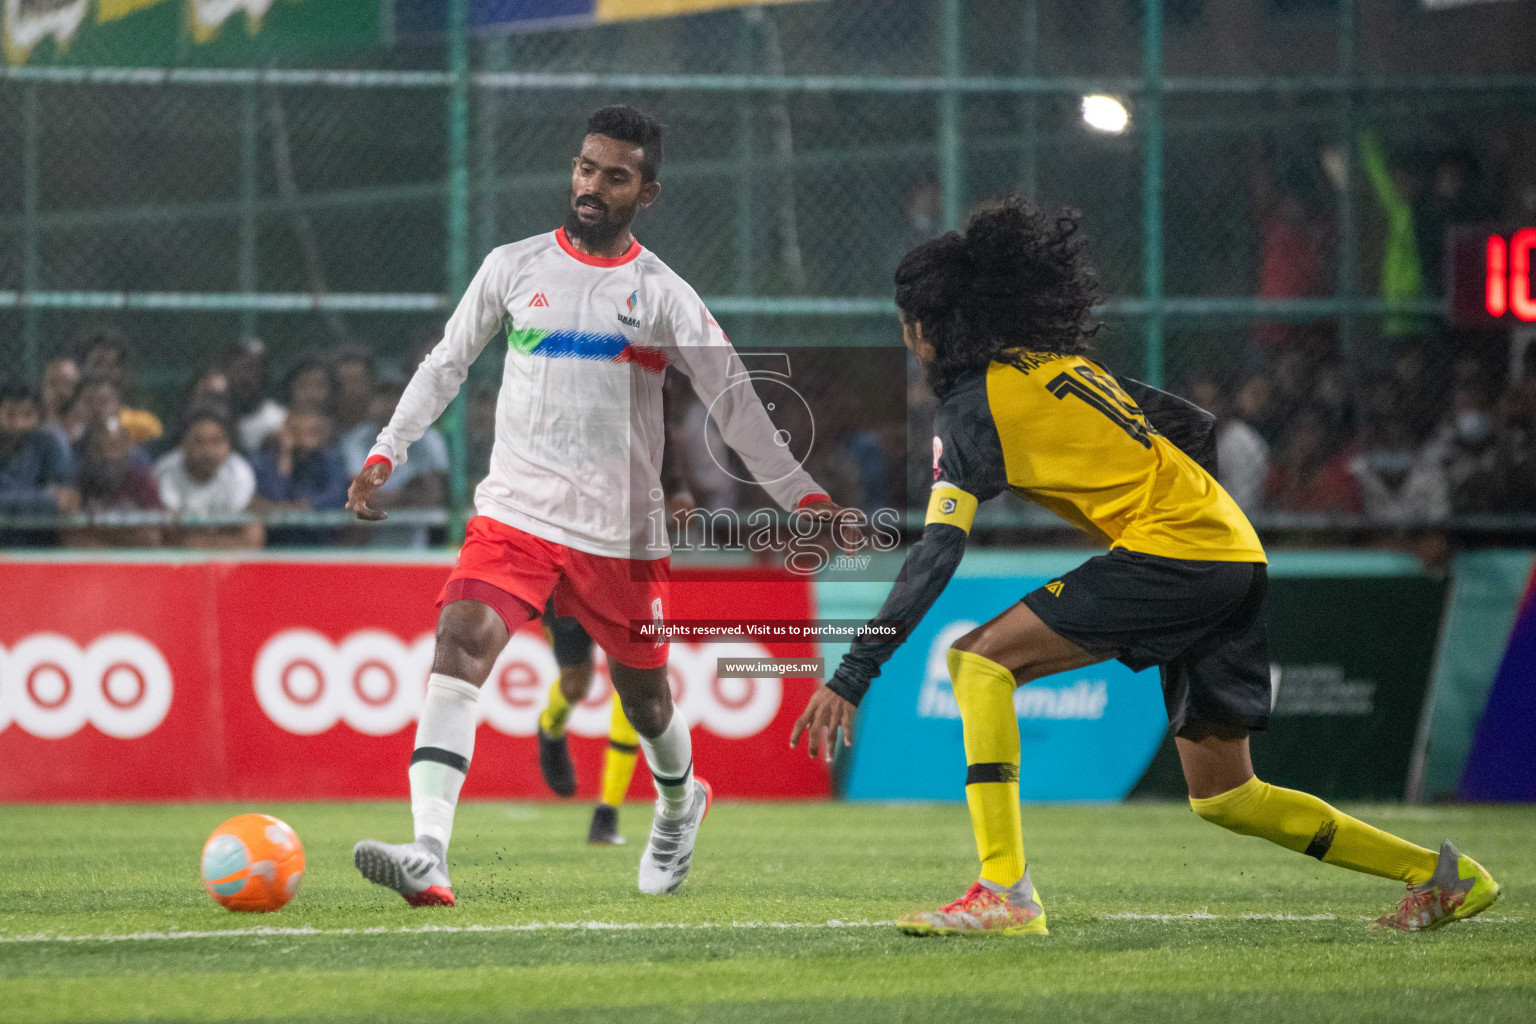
[828,354,1264,706]
[927,353,1263,562]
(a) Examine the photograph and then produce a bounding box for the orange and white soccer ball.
[200,814,305,912]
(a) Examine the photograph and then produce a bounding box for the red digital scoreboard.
[1448,224,1536,327]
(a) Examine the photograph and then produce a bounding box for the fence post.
[22,83,40,380]
[1336,0,1360,378]
[239,83,259,340]
[939,0,964,230]
[1141,0,1165,388]
[1019,0,1040,197]
[734,13,756,346]
[445,0,472,527]
[477,35,508,260]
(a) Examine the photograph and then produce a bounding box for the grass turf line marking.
[1106,912,1510,924]
[1107,912,1339,921]
[0,920,897,944]
[2,914,1515,944]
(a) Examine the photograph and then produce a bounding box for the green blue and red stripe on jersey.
[507,326,669,374]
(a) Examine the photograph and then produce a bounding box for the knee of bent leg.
[1190,796,1236,829]
[618,690,670,737]
[608,665,672,737]
[1189,778,1264,834]
[949,625,994,661]
[433,603,505,680]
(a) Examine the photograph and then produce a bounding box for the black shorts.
[1020,548,1271,735]
[542,599,594,666]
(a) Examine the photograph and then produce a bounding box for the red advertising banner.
[0,559,828,802]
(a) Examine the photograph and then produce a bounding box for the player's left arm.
[1115,373,1220,476]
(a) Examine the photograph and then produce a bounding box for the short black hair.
[73,324,132,363]
[585,105,664,182]
[895,194,1101,398]
[0,379,40,407]
[67,371,118,410]
[283,355,335,394]
[179,402,233,442]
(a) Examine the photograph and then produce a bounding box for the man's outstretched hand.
[346,461,392,522]
[789,684,856,763]
[799,499,865,554]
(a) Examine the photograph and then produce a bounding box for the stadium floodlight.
[1081,94,1130,134]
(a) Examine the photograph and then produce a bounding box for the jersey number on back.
[1045,366,1152,448]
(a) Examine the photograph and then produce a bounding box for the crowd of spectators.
[3,313,1532,554]
[1183,339,1536,535]
[0,329,449,549]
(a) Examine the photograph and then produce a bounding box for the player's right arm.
[789,493,977,761]
[348,252,510,521]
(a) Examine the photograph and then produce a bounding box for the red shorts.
[439,516,670,669]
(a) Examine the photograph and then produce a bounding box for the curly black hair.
[894,194,1101,398]
[585,105,665,183]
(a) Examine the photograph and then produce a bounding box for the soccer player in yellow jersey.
[791,196,1499,936]
[536,604,641,845]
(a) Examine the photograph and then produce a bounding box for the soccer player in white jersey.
[347,106,843,905]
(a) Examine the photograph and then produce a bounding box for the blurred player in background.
[536,606,641,845]
[793,196,1500,937]
[347,106,842,905]
[538,435,698,844]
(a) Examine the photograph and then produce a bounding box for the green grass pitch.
[1,800,1532,1023]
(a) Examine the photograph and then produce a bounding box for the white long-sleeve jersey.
[370,228,828,560]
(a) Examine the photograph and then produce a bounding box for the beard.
[564,190,634,250]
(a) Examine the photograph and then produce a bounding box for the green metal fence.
[2,0,1534,526]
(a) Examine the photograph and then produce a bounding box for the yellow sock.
[1190,776,1438,885]
[538,678,572,738]
[948,648,1025,888]
[601,694,641,807]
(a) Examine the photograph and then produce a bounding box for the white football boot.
[353,837,455,907]
[638,778,712,895]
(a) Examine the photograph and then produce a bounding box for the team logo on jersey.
[617,291,641,327]
[529,293,550,308]
[1045,580,1065,597]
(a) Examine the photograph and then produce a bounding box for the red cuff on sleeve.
[364,454,392,471]
[796,492,831,509]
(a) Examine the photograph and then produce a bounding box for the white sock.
[640,709,694,820]
[409,673,481,854]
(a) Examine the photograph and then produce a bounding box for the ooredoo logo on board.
[253,629,784,740]
[0,633,174,739]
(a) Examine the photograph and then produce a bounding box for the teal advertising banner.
[842,573,1169,803]
[831,553,1448,804]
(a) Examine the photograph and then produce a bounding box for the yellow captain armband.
[925,484,979,534]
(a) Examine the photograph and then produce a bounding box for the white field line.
[0,920,894,944]
[0,912,1517,945]
[1106,912,1511,924]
